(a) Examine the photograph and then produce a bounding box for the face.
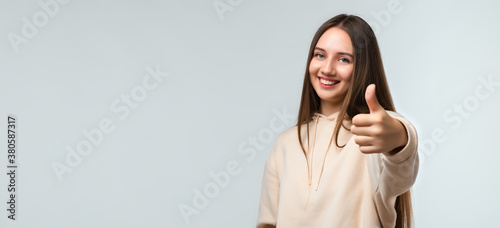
[309,27,354,112]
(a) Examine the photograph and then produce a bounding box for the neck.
[320,100,341,116]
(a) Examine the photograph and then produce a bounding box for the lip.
[317,76,339,88]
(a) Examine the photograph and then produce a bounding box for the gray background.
[1,0,499,227]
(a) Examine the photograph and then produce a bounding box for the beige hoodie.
[256,110,419,228]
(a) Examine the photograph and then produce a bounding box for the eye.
[315,53,325,59]
[339,57,351,63]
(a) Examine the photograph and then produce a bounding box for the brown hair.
[296,14,413,228]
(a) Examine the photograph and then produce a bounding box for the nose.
[320,59,336,76]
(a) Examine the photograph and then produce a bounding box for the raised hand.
[350,84,408,154]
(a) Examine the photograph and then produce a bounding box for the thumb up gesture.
[351,84,408,154]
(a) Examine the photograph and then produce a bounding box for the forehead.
[315,27,353,54]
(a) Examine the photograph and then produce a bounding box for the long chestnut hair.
[296,14,413,228]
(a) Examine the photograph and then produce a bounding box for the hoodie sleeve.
[256,142,280,228]
[365,111,419,226]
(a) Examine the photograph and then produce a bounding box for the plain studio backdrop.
[0,0,499,227]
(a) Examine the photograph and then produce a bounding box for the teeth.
[320,78,338,85]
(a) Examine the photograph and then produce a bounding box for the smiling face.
[309,26,354,115]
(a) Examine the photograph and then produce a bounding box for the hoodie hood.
[307,111,351,191]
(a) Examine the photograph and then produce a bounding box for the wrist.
[389,119,408,155]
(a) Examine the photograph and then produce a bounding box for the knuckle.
[373,127,383,136]
[352,116,359,125]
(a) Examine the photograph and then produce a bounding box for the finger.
[352,114,373,126]
[354,135,373,146]
[350,126,374,136]
[365,84,383,114]
[358,145,380,154]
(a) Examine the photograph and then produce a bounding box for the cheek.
[309,60,321,75]
[339,66,354,81]
[308,64,319,84]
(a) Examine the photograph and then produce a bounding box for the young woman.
[256,14,419,228]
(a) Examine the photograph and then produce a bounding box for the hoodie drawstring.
[307,116,319,187]
[308,114,337,191]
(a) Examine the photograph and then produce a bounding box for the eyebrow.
[314,47,353,58]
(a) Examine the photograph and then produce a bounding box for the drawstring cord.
[316,126,335,191]
[308,114,337,191]
[307,116,319,186]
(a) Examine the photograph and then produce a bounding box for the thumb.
[365,84,383,114]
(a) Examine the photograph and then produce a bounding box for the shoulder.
[272,125,300,148]
[273,120,315,144]
[267,122,314,158]
[264,125,300,174]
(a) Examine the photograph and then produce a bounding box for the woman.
[256,14,419,228]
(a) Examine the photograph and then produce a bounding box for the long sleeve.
[254,111,419,228]
[365,111,419,227]
[256,144,280,228]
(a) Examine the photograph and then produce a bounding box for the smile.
[318,77,340,87]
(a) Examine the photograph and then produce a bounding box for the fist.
[350,84,408,154]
